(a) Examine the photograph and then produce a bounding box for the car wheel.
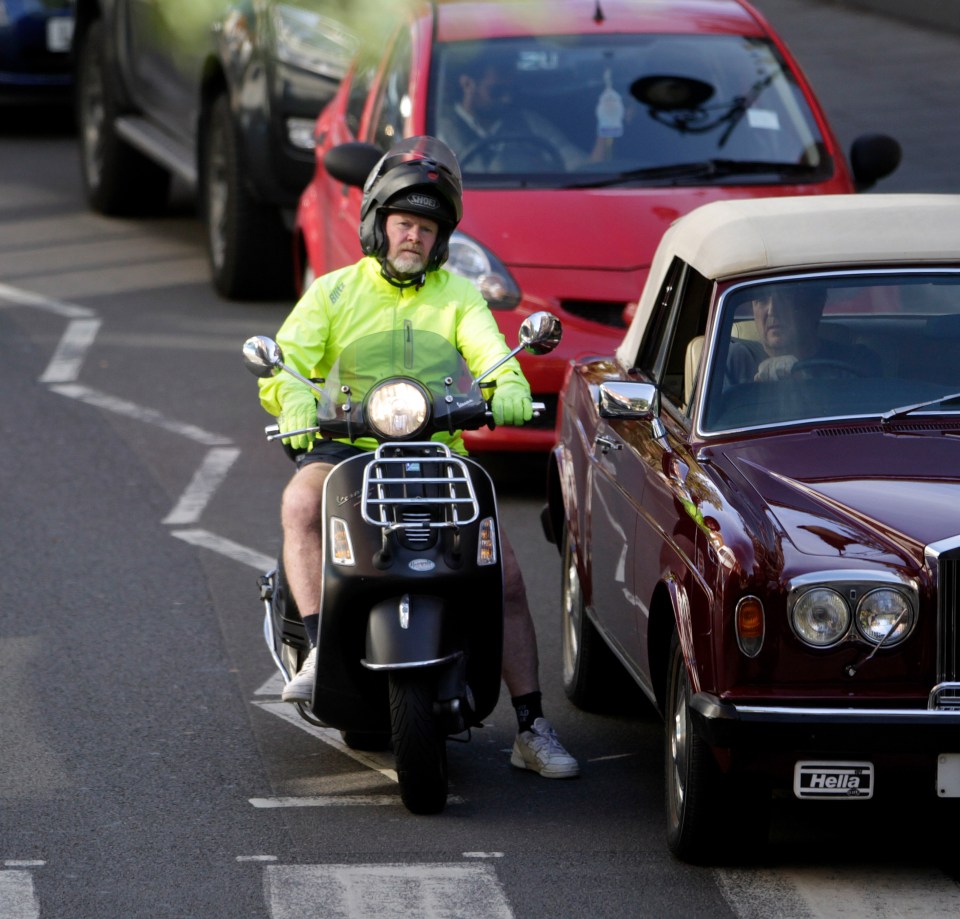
[664,630,722,862]
[75,20,170,215]
[560,529,631,711]
[664,631,769,864]
[201,95,294,300]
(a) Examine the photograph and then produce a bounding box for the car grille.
[928,544,960,710]
[560,299,628,330]
[937,549,960,704]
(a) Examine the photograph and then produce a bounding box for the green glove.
[491,379,533,426]
[279,388,318,450]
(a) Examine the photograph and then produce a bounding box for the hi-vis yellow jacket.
[258,256,529,454]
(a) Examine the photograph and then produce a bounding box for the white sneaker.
[281,646,317,703]
[510,717,580,778]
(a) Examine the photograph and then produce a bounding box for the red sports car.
[295,0,899,451]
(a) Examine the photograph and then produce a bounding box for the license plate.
[937,754,960,797]
[47,17,75,53]
[794,761,874,799]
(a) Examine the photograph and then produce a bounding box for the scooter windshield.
[315,328,486,437]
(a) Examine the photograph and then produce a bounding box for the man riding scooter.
[256,135,579,779]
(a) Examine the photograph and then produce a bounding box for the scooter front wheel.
[388,672,448,815]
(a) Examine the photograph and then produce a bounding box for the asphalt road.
[3,2,960,917]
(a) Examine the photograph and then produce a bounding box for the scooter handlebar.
[265,403,546,442]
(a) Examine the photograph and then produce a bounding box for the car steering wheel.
[792,357,867,378]
[459,134,566,171]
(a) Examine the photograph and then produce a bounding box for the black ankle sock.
[512,691,543,733]
[303,613,319,647]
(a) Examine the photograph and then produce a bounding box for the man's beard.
[388,248,428,278]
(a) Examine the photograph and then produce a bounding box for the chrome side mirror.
[519,311,562,355]
[242,336,284,378]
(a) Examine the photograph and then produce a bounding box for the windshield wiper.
[881,391,960,424]
[565,158,818,189]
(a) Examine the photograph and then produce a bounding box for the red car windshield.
[428,33,830,188]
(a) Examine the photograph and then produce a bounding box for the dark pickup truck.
[73,0,355,299]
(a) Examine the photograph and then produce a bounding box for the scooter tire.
[388,672,448,815]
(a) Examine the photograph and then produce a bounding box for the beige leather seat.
[683,320,760,406]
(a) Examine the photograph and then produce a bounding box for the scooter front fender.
[363,594,461,670]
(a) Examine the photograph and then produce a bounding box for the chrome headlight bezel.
[791,587,850,648]
[787,571,919,650]
[365,378,431,440]
[854,587,916,646]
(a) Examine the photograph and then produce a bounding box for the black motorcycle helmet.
[359,136,464,276]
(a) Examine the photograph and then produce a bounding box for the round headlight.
[792,588,850,647]
[366,380,430,440]
[856,588,915,645]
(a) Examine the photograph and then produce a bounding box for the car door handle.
[595,434,622,455]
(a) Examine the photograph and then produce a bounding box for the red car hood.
[715,428,960,561]
[459,185,805,271]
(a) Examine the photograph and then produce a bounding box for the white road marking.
[39,318,101,383]
[251,795,406,808]
[716,865,960,918]
[251,698,398,783]
[0,871,40,919]
[172,528,274,571]
[48,383,232,446]
[264,863,514,919]
[236,855,278,863]
[0,282,95,318]
[163,447,241,524]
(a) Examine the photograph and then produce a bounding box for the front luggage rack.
[361,442,479,530]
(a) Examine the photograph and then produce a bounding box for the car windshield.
[700,271,960,434]
[428,33,829,188]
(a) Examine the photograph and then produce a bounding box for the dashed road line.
[264,863,514,919]
[48,383,233,446]
[171,528,274,571]
[163,447,241,525]
[0,870,40,919]
[38,318,102,383]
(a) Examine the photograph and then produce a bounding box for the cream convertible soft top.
[617,193,960,366]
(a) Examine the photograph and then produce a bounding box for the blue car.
[0,0,75,103]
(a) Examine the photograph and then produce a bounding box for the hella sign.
[794,762,874,799]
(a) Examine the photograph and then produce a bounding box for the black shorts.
[294,439,367,470]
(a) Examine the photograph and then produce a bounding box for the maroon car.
[543,194,960,862]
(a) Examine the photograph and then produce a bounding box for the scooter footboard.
[363,594,460,669]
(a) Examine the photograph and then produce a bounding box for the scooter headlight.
[366,379,430,440]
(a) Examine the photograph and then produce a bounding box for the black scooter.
[242,312,561,813]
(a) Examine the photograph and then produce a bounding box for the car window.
[345,56,378,138]
[700,271,960,433]
[428,33,828,189]
[633,258,711,415]
[368,27,413,150]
